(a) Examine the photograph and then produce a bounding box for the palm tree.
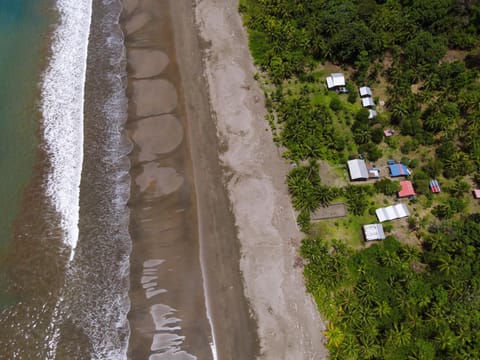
[346,195,367,216]
[390,102,409,124]
[324,322,345,349]
[435,328,456,351]
[387,323,412,348]
[448,179,469,198]
[375,300,392,318]
[339,334,361,360]
[315,185,335,206]
[422,72,440,92]
[306,158,320,180]
[353,127,371,145]
[359,334,382,359]
[437,255,457,276]
[400,245,420,263]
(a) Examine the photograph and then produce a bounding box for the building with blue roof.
[389,163,411,177]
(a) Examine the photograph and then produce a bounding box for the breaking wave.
[40,0,93,259]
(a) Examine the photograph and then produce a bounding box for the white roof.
[347,159,369,180]
[361,97,375,108]
[368,109,377,119]
[376,203,410,222]
[359,86,372,97]
[363,224,386,241]
[326,73,346,89]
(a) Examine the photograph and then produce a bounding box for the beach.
[123,0,327,358]
[194,1,328,358]
[122,0,257,358]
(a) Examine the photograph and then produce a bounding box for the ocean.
[0,0,48,250]
[0,0,132,358]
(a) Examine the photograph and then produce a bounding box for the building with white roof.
[376,203,410,222]
[347,159,369,181]
[363,224,386,241]
[326,73,346,90]
[359,86,372,97]
[361,97,375,108]
[368,109,377,119]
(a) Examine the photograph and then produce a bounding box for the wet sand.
[122,0,258,358]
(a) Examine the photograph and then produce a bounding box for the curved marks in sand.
[149,303,196,359]
[133,114,185,197]
[135,164,184,198]
[132,79,177,117]
[132,114,184,161]
[129,70,182,199]
[141,260,197,360]
[124,11,151,35]
[128,49,170,78]
[141,259,166,299]
[121,0,139,18]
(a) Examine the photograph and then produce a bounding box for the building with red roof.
[398,180,415,198]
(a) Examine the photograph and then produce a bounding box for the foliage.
[302,216,480,359]
[329,97,343,112]
[412,170,430,195]
[344,185,372,216]
[403,31,447,67]
[370,127,384,145]
[446,179,469,198]
[240,0,480,76]
[287,163,321,212]
[240,0,480,176]
[279,97,341,161]
[374,178,401,196]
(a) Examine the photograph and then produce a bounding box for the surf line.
[41,0,93,356]
[41,0,93,261]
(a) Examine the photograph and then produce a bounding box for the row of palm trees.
[287,162,374,219]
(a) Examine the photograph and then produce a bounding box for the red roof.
[398,180,416,198]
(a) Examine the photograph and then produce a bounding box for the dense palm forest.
[240,0,480,359]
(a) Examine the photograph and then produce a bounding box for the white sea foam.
[41,0,92,260]
[40,0,93,356]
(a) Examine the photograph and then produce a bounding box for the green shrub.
[374,178,401,196]
[383,223,393,233]
[329,97,343,111]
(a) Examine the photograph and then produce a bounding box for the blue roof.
[389,164,410,177]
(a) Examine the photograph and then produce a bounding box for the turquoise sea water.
[0,0,50,248]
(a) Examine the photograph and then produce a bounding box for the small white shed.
[361,97,375,108]
[363,224,386,241]
[359,86,372,97]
